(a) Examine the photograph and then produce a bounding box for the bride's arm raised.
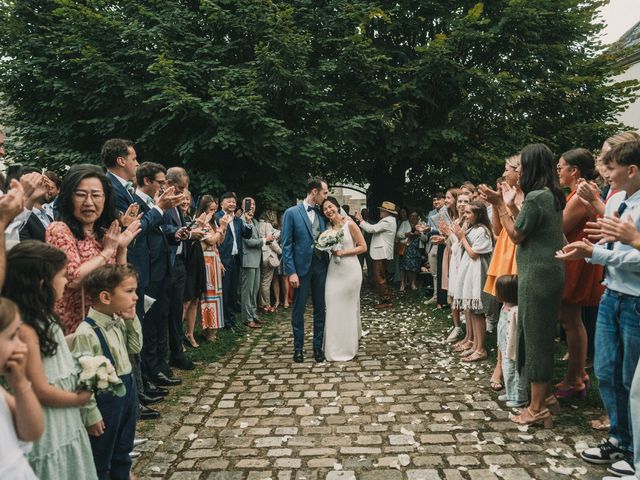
[335,220,367,257]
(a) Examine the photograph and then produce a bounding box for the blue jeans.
[497,309,528,402]
[595,289,640,452]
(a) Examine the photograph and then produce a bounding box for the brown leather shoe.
[247,321,262,329]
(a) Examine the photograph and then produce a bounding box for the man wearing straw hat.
[355,201,398,309]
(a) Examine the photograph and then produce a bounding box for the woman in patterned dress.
[45,166,140,334]
[198,195,233,342]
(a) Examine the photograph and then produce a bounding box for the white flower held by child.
[77,355,125,397]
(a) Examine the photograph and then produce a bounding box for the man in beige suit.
[355,201,398,309]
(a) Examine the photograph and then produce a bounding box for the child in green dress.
[3,241,97,480]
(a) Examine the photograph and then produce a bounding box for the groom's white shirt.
[359,216,397,260]
[302,199,316,224]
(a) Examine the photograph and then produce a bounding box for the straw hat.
[378,201,398,215]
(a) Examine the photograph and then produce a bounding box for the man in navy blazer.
[162,167,205,372]
[281,177,329,363]
[216,192,253,331]
[133,162,186,393]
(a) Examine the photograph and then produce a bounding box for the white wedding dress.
[324,222,362,361]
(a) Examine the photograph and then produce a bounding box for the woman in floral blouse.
[46,166,140,333]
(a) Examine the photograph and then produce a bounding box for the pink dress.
[46,222,115,334]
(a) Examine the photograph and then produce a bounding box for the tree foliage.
[0,0,637,210]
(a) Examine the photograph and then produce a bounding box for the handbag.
[262,250,280,268]
[268,253,280,268]
[397,241,407,256]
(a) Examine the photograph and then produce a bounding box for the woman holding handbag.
[258,210,282,313]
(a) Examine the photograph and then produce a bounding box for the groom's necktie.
[307,205,318,212]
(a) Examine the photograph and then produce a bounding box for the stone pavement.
[133,293,608,480]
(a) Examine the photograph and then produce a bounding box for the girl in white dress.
[452,201,494,362]
[0,298,44,480]
[321,197,368,361]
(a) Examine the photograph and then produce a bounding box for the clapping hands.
[155,186,183,211]
[0,180,26,227]
[119,203,142,227]
[451,223,464,240]
[585,216,640,245]
[102,220,142,254]
[555,239,595,261]
[478,183,502,205]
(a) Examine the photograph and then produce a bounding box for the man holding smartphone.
[241,197,275,328]
[216,192,253,332]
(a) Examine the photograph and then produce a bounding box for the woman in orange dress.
[556,149,603,399]
[480,155,524,391]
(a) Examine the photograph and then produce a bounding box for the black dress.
[182,233,207,301]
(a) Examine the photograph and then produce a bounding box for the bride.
[321,197,367,361]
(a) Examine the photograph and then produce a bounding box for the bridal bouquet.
[76,355,125,397]
[315,228,345,264]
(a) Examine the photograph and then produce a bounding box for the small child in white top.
[0,297,44,480]
[495,274,529,407]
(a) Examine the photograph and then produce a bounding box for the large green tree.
[0,0,636,211]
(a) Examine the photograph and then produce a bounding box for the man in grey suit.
[241,197,275,329]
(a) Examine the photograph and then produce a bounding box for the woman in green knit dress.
[485,143,565,427]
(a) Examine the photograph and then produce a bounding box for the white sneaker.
[426,295,437,305]
[129,451,141,458]
[607,459,635,477]
[581,438,626,464]
[133,438,147,446]
[446,327,462,343]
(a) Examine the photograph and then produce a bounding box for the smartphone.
[243,198,252,212]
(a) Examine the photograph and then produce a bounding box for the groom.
[281,177,330,363]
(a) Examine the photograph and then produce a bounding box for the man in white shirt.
[355,201,398,308]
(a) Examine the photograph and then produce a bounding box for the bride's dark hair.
[321,196,341,218]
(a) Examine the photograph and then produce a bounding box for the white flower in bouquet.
[315,228,345,264]
[76,355,126,397]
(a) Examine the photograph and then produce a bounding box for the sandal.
[204,329,217,343]
[453,341,472,352]
[545,395,561,415]
[490,377,504,392]
[510,407,553,428]
[462,350,487,362]
[460,348,476,358]
[589,415,610,431]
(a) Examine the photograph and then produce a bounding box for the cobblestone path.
[134,294,607,480]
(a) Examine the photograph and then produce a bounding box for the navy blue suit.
[105,173,164,288]
[19,212,49,242]
[139,200,175,379]
[281,203,328,351]
[162,207,190,362]
[215,211,252,328]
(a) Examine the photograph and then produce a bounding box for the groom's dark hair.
[306,177,326,193]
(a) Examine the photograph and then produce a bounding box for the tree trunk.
[366,165,406,221]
